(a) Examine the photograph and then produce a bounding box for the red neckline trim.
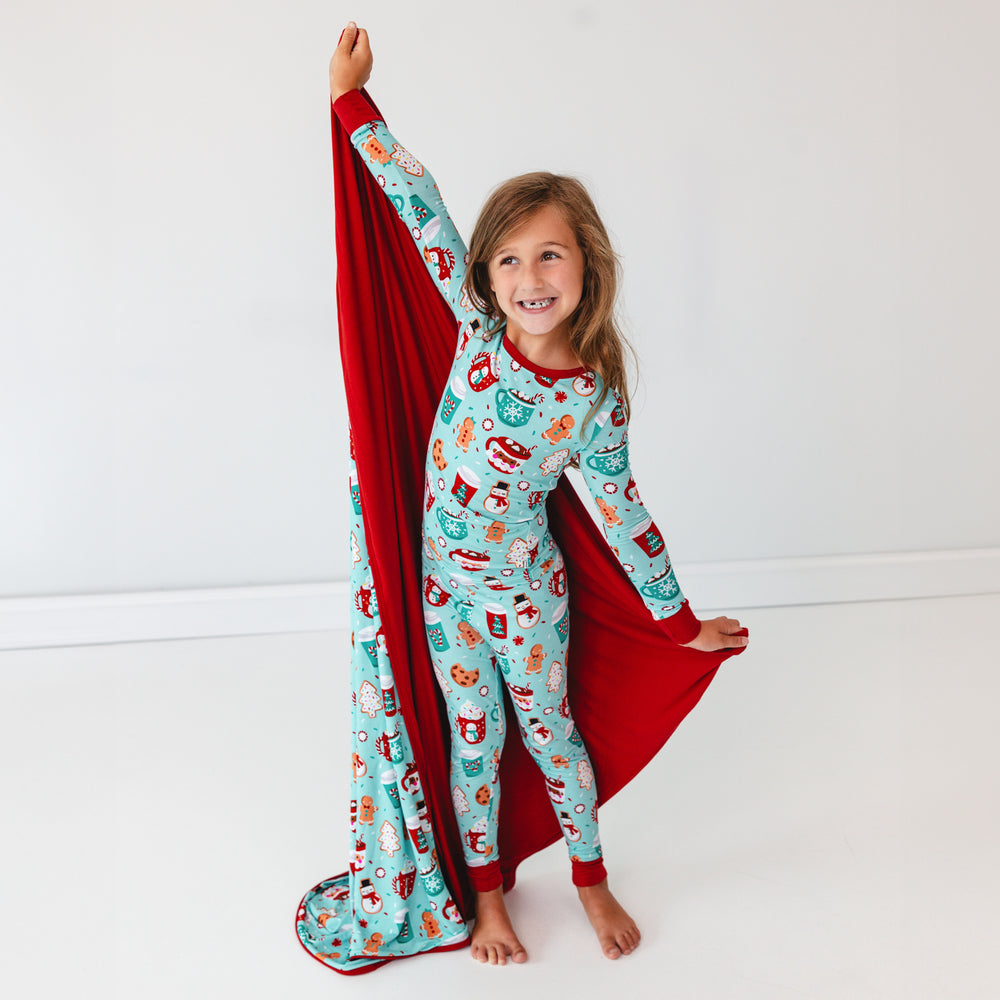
[499,328,587,378]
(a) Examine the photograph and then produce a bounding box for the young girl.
[329,22,749,966]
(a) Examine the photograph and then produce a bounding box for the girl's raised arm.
[330,24,478,329]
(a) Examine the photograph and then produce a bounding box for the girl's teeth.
[522,298,554,310]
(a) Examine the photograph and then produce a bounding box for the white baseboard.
[2,547,998,652]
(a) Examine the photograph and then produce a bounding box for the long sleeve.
[574,390,701,645]
[332,90,480,328]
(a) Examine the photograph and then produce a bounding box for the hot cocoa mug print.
[640,569,680,601]
[436,507,468,539]
[585,440,628,476]
[465,821,487,854]
[494,387,537,427]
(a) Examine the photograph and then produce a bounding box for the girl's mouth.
[518,297,556,312]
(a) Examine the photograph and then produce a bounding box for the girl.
[329,22,749,966]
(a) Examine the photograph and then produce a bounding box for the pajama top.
[334,90,701,645]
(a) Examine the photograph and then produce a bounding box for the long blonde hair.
[462,172,637,445]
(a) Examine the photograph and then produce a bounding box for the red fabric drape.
[331,91,748,918]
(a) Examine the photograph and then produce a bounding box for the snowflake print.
[357,730,368,742]
[482,417,494,431]
[512,635,524,646]
[375,867,386,878]
[517,480,530,491]
[603,449,628,474]
[497,395,525,423]
[603,482,617,494]
[554,390,567,402]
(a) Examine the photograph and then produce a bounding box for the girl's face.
[488,203,585,346]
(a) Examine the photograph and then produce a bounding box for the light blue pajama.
[345,108,693,888]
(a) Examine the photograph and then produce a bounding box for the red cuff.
[571,857,608,887]
[466,861,503,893]
[653,601,701,645]
[332,89,383,134]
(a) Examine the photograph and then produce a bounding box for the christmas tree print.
[577,759,594,790]
[378,820,401,857]
[506,537,530,568]
[452,785,470,816]
[546,660,563,694]
[358,680,381,719]
[391,142,424,177]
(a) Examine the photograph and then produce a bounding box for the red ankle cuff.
[467,861,503,892]
[571,857,608,887]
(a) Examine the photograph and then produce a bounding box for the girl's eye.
[500,256,515,266]
[542,251,559,261]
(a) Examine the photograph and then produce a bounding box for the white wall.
[2,0,998,606]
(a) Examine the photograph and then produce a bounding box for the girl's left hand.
[679,616,749,653]
[330,21,373,101]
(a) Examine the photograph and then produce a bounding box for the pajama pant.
[420,526,607,891]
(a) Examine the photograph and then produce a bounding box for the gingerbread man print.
[455,416,476,452]
[594,496,623,527]
[456,620,485,650]
[542,414,575,443]
[484,520,509,544]
[524,642,546,674]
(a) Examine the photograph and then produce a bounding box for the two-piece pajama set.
[334,90,701,892]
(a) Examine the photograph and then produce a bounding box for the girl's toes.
[512,946,528,963]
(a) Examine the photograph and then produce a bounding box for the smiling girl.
[329,21,749,967]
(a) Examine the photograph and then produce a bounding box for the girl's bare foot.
[577,879,640,959]
[470,887,527,965]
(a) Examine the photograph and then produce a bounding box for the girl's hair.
[462,172,637,446]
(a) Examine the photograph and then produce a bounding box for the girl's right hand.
[330,21,372,102]
[680,616,749,652]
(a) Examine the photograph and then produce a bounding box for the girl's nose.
[519,263,543,291]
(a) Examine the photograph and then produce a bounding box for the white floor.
[2,593,997,999]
